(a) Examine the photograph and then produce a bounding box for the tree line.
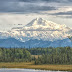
[0,48,31,62]
[0,47,72,65]
[35,47,72,64]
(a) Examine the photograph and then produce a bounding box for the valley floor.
[0,62,72,71]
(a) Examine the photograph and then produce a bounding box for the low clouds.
[0,0,72,18]
[1,0,72,3]
[52,11,72,18]
[53,11,72,15]
[0,0,69,13]
[0,1,56,13]
[19,0,71,3]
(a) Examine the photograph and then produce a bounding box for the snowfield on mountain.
[0,18,72,48]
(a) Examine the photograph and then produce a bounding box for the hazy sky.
[0,0,72,31]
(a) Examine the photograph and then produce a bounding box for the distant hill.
[0,37,24,48]
[0,37,72,48]
[23,38,72,48]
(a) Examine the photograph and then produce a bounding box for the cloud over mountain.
[0,0,72,17]
[0,1,56,13]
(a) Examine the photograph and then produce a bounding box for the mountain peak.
[18,17,71,32]
[25,17,46,27]
[35,17,44,21]
[25,18,68,29]
[0,17,72,44]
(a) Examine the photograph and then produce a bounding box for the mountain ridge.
[0,37,24,48]
[0,18,72,43]
[0,37,72,48]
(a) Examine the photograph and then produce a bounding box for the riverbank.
[0,62,72,71]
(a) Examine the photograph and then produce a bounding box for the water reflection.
[0,68,69,72]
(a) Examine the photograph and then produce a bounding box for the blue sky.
[0,0,72,31]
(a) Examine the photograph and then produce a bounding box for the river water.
[0,68,69,72]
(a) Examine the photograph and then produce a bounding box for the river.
[0,68,69,72]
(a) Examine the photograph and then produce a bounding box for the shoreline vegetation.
[0,47,72,71]
[0,62,72,71]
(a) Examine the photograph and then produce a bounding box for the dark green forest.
[0,47,72,65]
[0,48,31,62]
[34,47,72,64]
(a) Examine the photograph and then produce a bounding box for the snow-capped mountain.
[7,18,72,41]
[0,18,72,42]
[0,18,72,48]
[12,18,70,31]
[0,18,71,45]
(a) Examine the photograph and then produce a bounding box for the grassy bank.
[0,62,72,71]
